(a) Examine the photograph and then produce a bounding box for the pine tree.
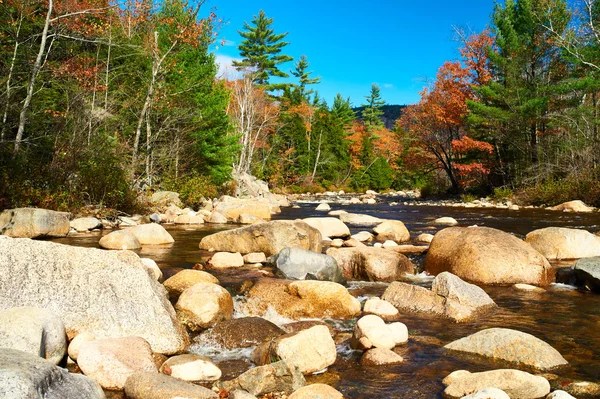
[233,10,293,91]
[361,83,385,127]
[331,94,355,128]
[291,55,320,100]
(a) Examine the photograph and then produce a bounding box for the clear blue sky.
[207,1,495,106]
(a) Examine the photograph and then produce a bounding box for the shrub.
[490,187,514,202]
[163,173,219,209]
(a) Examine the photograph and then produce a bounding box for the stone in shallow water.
[175,282,233,331]
[125,371,218,399]
[460,388,510,399]
[215,361,305,396]
[163,269,220,297]
[573,256,600,292]
[443,369,550,399]
[525,227,600,260]
[197,317,284,350]
[268,247,346,284]
[360,347,404,366]
[288,384,344,399]
[159,354,221,382]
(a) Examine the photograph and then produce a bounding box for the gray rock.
[0,208,70,238]
[268,247,346,284]
[149,213,162,223]
[326,247,414,282]
[445,328,568,370]
[0,348,104,399]
[0,236,188,355]
[0,307,66,365]
[215,361,305,396]
[574,257,600,292]
[125,371,217,399]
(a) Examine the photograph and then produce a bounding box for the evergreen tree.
[233,10,293,91]
[361,83,385,127]
[331,94,355,127]
[291,55,320,100]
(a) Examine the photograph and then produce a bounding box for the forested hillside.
[1,0,600,211]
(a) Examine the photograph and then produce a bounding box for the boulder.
[315,203,331,211]
[552,200,593,213]
[199,220,322,257]
[208,252,244,269]
[243,252,267,263]
[432,217,458,226]
[0,348,104,399]
[125,371,218,399]
[461,388,510,399]
[288,384,344,399]
[140,258,162,281]
[351,315,408,350]
[67,331,95,361]
[416,233,434,243]
[0,307,66,365]
[339,213,383,226]
[197,317,285,349]
[163,270,220,297]
[303,217,350,238]
[215,361,305,397]
[382,272,496,322]
[159,354,221,382]
[373,220,410,243]
[390,244,428,255]
[0,208,70,238]
[444,328,568,370]
[360,347,404,366]
[99,230,141,250]
[236,213,265,224]
[246,279,361,320]
[342,238,366,248]
[424,227,555,286]
[151,191,183,207]
[363,297,399,320]
[70,217,102,232]
[352,231,374,242]
[443,369,550,399]
[268,247,346,284]
[175,282,233,331]
[525,227,600,260]
[213,197,272,221]
[208,211,228,224]
[574,256,600,292]
[255,326,337,374]
[326,247,414,282]
[0,237,188,355]
[174,214,205,224]
[77,336,157,390]
[129,224,174,245]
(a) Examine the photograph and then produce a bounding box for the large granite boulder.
[445,328,568,370]
[125,371,218,399]
[0,208,69,238]
[246,279,361,320]
[442,369,550,399]
[525,227,600,260]
[372,220,410,243]
[129,223,174,245]
[302,217,350,238]
[326,247,414,282]
[339,213,383,226]
[199,220,322,257]
[573,256,600,292]
[552,200,593,213]
[99,230,141,250]
[0,307,66,365]
[213,196,272,221]
[424,227,554,286]
[0,236,188,355]
[268,247,346,284]
[0,348,104,399]
[382,272,496,322]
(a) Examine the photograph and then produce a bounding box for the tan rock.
[525,227,600,260]
[416,233,434,243]
[174,214,205,224]
[243,252,267,263]
[288,384,344,399]
[140,258,162,281]
[99,230,141,250]
[0,208,70,238]
[175,283,233,331]
[208,211,228,224]
[326,247,414,282]
[351,231,374,242]
[215,361,305,397]
[303,217,351,238]
[360,347,404,366]
[68,331,95,362]
[373,220,410,243]
[125,371,218,399]
[163,270,220,297]
[339,213,383,226]
[432,217,458,226]
[363,297,399,320]
[351,315,407,350]
[159,354,221,382]
[70,217,102,232]
[129,223,174,245]
[236,213,265,224]
[315,203,331,211]
[552,200,593,213]
[208,252,244,268]
[443,369,550,399]
[214,197,272,221]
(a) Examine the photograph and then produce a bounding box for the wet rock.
[360,347,404,366]
[425,227,555,286]
[268,247,346,284]
[163,270,220,297]
[382,272,496,322]
[416,233,434,243]
[0,307,66,365]
[215,361,305,396]
[573,256,600,292]
[546,391,576,399]
[281,321,335,337]
[0,208,70,238]
[316,203,331,211]
[390,244,429,255]
[326,247,414,282]
[525,227,600,260]
[373,220,410,243]
[174,214,205,224]
[288,384,344,399]
[432,216,458,226]
[351,231,374,242]
[351,315,408,350]
[70,217,102,232]
[141,258,162,281]
[0,348,104,399]
[208,211,228,224]
[77,336,157,390]
[237,213,265,224]
[99,229,141,250]
[339,213,383,226]
[444,328,568,370]
[159,354,221,382]
[328,210,347,216]
[363,297,399,320]
[443,369,550,399]
[208,252,244,269]
[0,237,188,355]
[303,217,351,238]
[175,283,233,331]
[199,317,284,349]
[246,279,361,320]
[129,223,174,245]
[461,388,510,399]
[125,371,218,399]
[213,197,272,221]
[255,326,337,374]
[514,283,545,293]
[200,220,322,257]
[552,200,593,213]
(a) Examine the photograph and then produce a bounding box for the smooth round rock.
[159,354,221,382]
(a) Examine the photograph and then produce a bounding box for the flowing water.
[53,200,600,398]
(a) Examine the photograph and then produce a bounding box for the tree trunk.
[14,0,53,155]
[1,15,22,143]
[310,130,323,183]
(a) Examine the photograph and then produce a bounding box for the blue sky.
[207,1,495,106]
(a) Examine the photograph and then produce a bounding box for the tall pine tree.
[291,55,320,101]
[361,83,385,127]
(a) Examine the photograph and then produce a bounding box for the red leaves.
[49,56,105,92]
[452,136,494,156]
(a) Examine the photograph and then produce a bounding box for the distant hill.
[353,105,407,130]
